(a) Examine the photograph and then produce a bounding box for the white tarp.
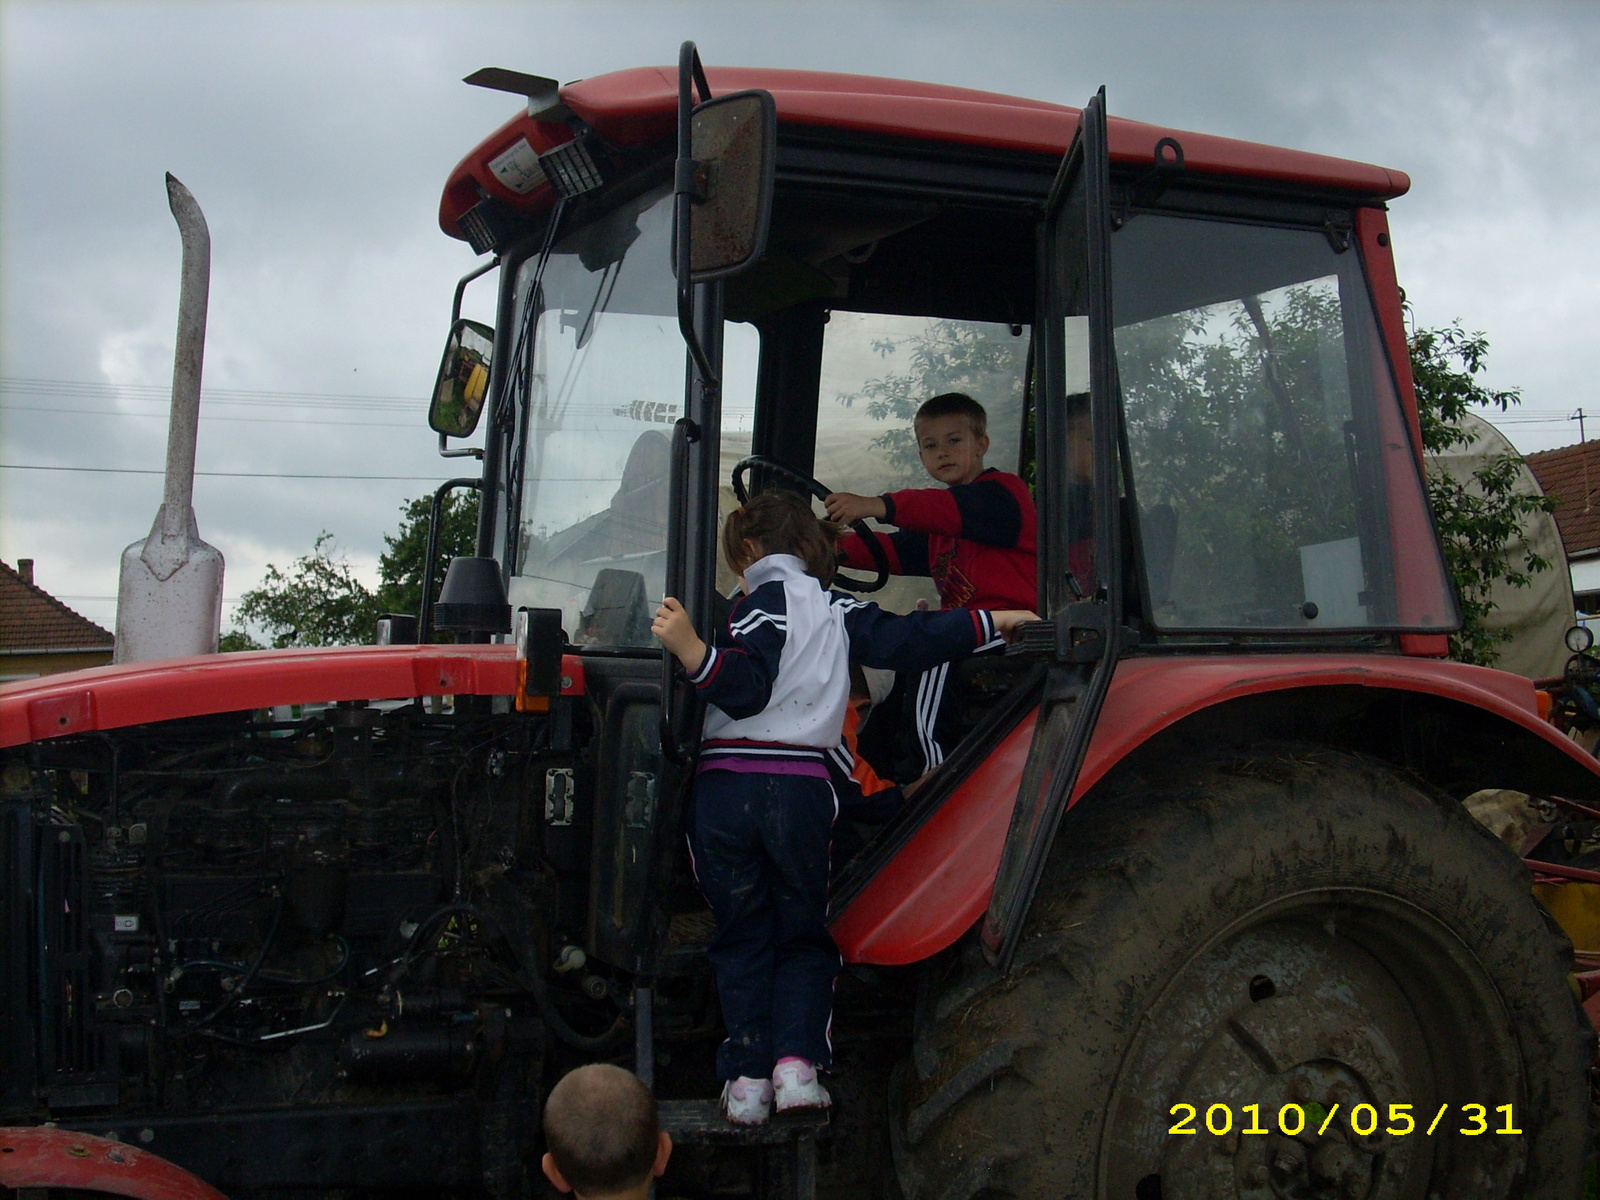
[1425,413,1574,679]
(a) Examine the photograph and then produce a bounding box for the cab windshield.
[501,183,755,648]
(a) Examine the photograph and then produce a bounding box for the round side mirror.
[429,318,495,438]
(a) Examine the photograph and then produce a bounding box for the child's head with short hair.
[915,392,988,440]
[913,393,990,487]
[722,490,839,587]
[542,1064,669,1199]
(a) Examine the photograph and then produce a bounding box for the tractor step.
[659,1101,825,1200]
[658,1099,828,1145]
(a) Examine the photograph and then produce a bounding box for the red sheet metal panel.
[0,1126,227,1200]
[830,708,1037,964]
[832,653,1593,965]
[441,66,1409,240]
[0,645,521,748]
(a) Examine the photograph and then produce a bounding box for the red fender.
[831,654,1600,965]
[0,646,589,749]
[0,1127,226,1200]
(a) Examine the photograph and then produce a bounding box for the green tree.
[374,490,480,616]
[226,491,480,648]
[1117,282,1361,622]
[218,628,263,652]
[838,319,1028,485]
[234,532,381,648]
[1411,319,1554,665]
[837,295,1549,662]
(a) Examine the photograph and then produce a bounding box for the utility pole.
[1573,407,1588,443]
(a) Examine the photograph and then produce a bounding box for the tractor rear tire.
[892,748,1592,1200]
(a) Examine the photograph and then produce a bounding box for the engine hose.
[184,894,284,1032]
[398,902,627,1052]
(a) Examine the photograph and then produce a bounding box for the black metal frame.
[660,41,776,763]
[982,88,1126,973]
[418,477,486,644]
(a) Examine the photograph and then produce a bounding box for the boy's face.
[916,414,989,487]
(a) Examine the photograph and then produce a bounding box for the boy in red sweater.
[826,392,1037,776]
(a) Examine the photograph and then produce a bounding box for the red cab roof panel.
[441,65,1409,241]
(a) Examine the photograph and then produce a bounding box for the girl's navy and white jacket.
[689,553,996,777]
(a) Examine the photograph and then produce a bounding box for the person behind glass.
[652,490,1037,1125]
[825,392,1037,777]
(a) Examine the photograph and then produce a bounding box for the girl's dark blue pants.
[688,768,840,1082]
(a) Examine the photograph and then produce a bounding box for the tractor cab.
[429,53,1460,971]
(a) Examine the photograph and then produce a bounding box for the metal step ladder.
[637,986,828,1200]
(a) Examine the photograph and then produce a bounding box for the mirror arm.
[451,256,499,324]
[661,41,719,765]
[437,431,485,460]
[683,40,712,105]
[675,41,719,389]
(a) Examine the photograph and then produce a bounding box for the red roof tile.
[1526,440,1600,559]
[0,560,114,652]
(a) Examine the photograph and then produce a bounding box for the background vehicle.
[3,46,1597,1200]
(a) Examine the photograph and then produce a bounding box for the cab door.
[981,88,1127,970]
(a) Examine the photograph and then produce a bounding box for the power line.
[0,463,599,482]
[0,464,458,481]
[1,376,423,408]
[2,404,424,429]
[57,595,245,604]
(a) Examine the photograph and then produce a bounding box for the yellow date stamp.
[1168,1102,1521,1138]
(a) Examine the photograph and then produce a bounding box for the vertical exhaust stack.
[113,174,225,662]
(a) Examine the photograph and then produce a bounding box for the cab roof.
[440,65,1409,242]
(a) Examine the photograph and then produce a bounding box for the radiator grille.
[41,828,100,1077]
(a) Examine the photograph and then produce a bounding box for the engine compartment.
[1,662,915,1198]
[0,696,624,1192]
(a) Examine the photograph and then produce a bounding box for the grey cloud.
[4,0,1598,637]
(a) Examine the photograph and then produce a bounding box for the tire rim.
[1100,888,1526,1200]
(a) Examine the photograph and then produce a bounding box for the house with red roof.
[0,558,115,681]
[1525,440,1600,614]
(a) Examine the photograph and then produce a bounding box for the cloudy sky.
[3,0,1598,634]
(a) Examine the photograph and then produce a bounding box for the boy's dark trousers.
[689,768,840,1082]
[860,642,1008,781]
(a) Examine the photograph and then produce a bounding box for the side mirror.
[429,318,495,438]
[687,90,776,281]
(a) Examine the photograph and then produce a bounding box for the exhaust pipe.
[113,173,225,662]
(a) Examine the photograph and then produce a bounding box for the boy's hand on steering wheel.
[990,610,1042,641]
[824,492,887,525]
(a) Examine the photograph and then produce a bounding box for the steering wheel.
[731,455,891,593]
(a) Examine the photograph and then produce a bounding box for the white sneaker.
[720,1076,773,1125]
[772,1058,831,1113]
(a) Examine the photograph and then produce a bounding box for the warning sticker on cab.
[489,138,545,195]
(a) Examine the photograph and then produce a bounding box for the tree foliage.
[225,491,480,648]
[838,320,1028,485]
[218,628,264,652]
[233,533,383,649]
[375,491,481,617]
[1411,319,1553,665]
[835,300,1550,661]
[1117,281,1361,624]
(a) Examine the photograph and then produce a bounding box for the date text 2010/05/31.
[1168,1103,1522,1139]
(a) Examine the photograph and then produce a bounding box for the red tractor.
[3,46,1595,1200]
